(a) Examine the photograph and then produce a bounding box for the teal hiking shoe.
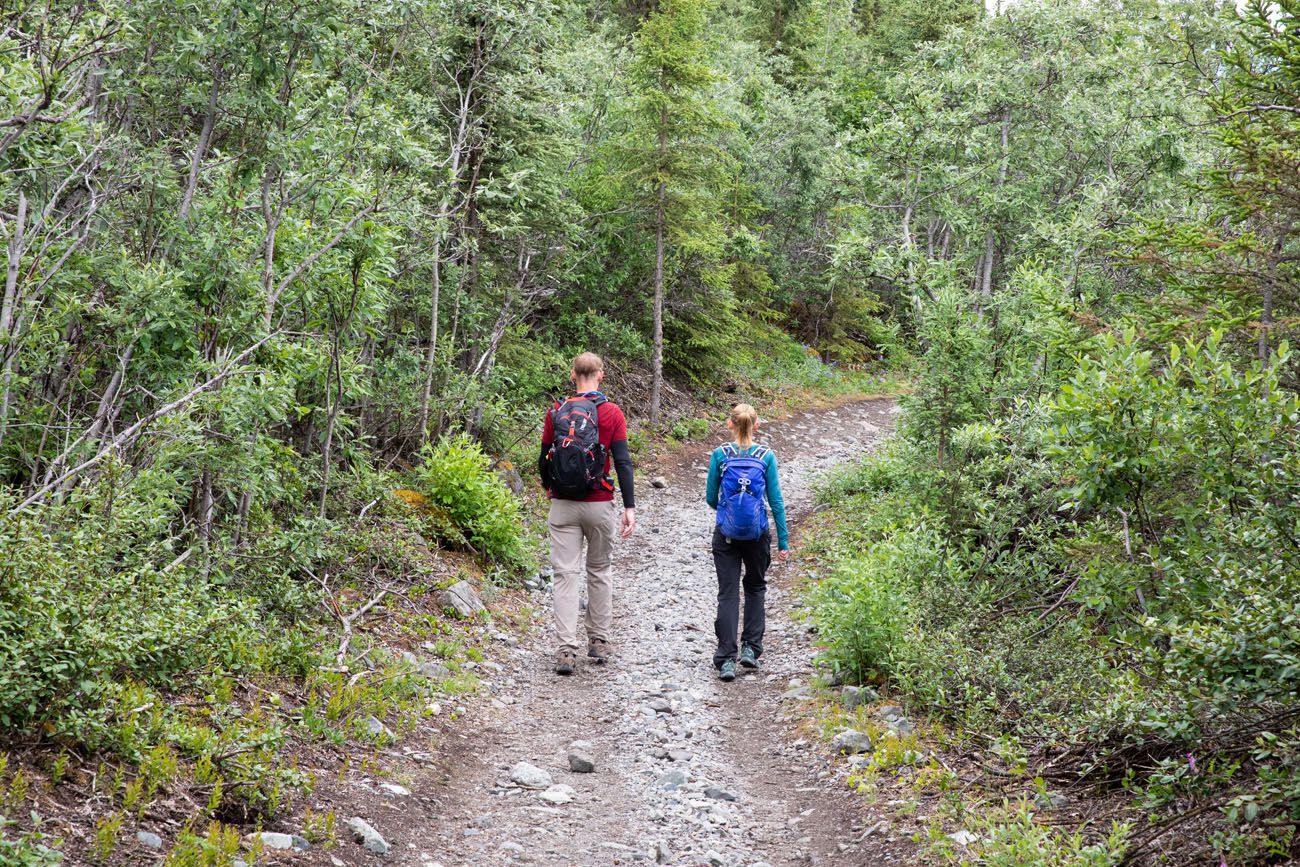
[739,646,759,669]
[718,660,737,682]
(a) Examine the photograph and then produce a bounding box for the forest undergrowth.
[2,0,1298,863]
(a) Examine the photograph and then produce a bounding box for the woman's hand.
[777,548,791,563]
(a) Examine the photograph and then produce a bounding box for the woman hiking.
[705,403,789,682]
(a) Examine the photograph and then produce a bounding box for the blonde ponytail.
[729,403,758,448]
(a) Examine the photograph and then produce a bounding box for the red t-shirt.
[541,395,627,503]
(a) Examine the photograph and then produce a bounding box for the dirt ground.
[277,398,910,867]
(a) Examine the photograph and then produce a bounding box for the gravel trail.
[415,398,904,867]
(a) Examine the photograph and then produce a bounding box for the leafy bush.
[806,324,1300,857]
[927,803,1130,866]
[0,818,62,867]
[0,486,287,739]
[411,435,532,573]
[669,417,710,441]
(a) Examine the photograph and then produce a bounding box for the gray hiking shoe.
[587,638,611,664]
[739,645,759,669]
[718,660,737,682]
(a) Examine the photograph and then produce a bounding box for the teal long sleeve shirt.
[705,443,789,550]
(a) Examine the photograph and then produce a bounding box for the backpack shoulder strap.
[721,442,738,458]
[751,445,770,460]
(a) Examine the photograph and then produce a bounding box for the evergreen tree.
[623,0,731,422]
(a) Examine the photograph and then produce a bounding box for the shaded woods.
[1,0,1298,864]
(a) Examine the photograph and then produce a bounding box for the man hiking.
[540,352,636,675]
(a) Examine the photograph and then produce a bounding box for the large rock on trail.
[509,762,553,790]
[346,817,389,855]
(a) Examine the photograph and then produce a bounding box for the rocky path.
[397,398,904,867]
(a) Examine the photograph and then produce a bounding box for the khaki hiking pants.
[548,499,617,653]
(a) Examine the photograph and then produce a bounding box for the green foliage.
[809,325,1300,855]
[926,803,1130,866]
[669,417,710,442]
[412,436,532,572]
[160,823,242,867]
[0,483,296,737]
[900,288,992,467]
[0,817,62,867]
[91,813,122,864]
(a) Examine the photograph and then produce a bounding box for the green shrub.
[412,435,532,573]
[0,818,62,866]
[669,417,710,441]
[927,803,1130,866]
[805,327,1300,857]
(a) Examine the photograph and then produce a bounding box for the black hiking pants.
[712,526,771,669]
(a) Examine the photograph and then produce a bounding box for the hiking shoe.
[739,645,759,669]
[587,638,611,665]
[718,660,737,682]
[555,650,576,676]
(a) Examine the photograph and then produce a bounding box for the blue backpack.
[717,443,770,541]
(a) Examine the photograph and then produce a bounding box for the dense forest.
[0,0,1297,863]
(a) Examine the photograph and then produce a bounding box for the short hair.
[572,352,604,377]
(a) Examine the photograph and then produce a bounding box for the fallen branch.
[9,332,279,515]
[316,570,390,669]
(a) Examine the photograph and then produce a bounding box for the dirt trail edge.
[353,399,904,867]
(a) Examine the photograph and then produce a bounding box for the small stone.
[706,852,724,866]
[539,783,576,804]
[654,840,674,864]
[887,717,915,737]
[1035,790,1069,810]
[658,768,688,788]
[568,751,596,773]
[347,817,389,855]
[363,715,391,738]
[256,832,292,851]
[650,476,669,489]
[877,704,904,721]
[647,697,672,713]
[841,685,880,710]
[136,831,162,850]
[501,841,526,854]
[419,660,452,680]
[509,762,553,790]
[380,782,411,796]
[704,787,736,801]
[830,729,873,755]
[948,830,978,846]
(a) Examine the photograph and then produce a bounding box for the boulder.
[509,762,553,790]
[830,729,873,755]
[568,750,595,773]
[438,580,485,618]
[346,817,389,855]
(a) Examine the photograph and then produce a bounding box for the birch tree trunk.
[649,116,668,426]
[0,190,27,446]
[418,231,442,443]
